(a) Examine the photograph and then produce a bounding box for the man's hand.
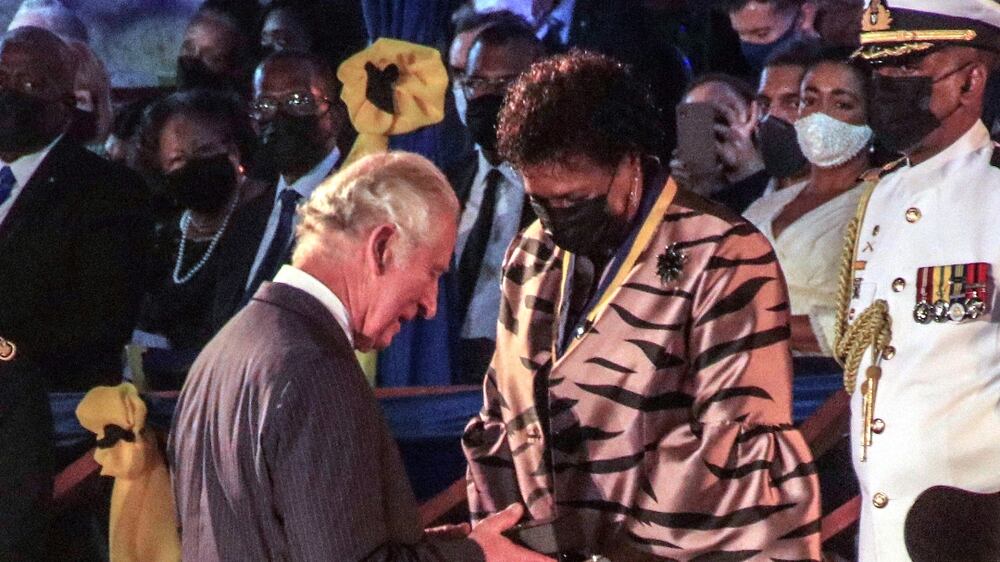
[469,504,555,562]
[716,103,764,183]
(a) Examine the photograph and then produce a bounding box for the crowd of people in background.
[0,0,881,392]
[3,0,1000,559]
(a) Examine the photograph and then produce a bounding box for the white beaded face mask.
[794,112,873,168]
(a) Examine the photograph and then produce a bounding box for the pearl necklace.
[172,197,238,285]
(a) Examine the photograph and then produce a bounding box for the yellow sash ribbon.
[557,177,678,359]
[76,383,180,562]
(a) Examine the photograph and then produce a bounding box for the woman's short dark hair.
[138,88,257,174]
[498,50,666,170]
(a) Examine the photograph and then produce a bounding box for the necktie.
[0,166,15,207]
[457,169,503,317]
[247,189,302,296]
[541,17,567,54]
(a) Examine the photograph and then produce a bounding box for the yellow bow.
[337,38,448,166]
[77,384,180,562]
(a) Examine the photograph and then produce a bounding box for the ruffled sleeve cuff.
[626,419,822,558]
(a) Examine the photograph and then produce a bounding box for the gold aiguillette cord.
[860,356,882,462]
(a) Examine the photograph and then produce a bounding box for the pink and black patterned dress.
[463,179,821,560]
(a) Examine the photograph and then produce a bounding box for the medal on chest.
[914,263,990,324]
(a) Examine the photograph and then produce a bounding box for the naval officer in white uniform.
[835,1,1000,560]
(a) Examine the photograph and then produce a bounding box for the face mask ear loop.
[925,62,976,121]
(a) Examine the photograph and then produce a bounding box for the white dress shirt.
[846,121,1000,561]
[534,0,576,45]
[743,179,861,355]
[244,147,341,290]
[273,265,354,347]
[455,151,525,340]
[0,135,61,227]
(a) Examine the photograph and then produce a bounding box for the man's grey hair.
[295,151,459,261]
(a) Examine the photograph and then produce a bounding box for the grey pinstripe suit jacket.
[169,282,484,561]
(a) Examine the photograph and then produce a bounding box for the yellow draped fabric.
[336,37,448,167]
[76,383,180,562]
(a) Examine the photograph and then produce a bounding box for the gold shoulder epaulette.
[860,168,883,182]
[863,157,907,181]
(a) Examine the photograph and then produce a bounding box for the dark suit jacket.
[209,183,275,332]
[169,282,484,561]
[0,138,152,556]
[0,138,152,390]
[566,0,691,153]
[0,358,53,560]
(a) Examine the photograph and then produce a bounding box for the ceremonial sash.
[555,177,678,360]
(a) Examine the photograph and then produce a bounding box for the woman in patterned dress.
[462,50,821,561]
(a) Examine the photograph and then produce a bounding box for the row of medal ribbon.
[913,263,990,324]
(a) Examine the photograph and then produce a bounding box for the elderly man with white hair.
[169,151,552,562]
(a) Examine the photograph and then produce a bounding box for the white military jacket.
[848,121,1000,561]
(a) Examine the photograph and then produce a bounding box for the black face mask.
[869,74,941,154]
[465,94,504,154]
[65,108,98,145]
[756,114,809,178]
[0,90,60,153]
[257,113,329,178]
[176,56,233,92]
[531,195,629,259]
[740,15,799,75]
[164,153,237,214]
[259,45,277,60]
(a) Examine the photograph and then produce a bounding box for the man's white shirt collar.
[2,134,62,188]
[0,134,62,226]
[273,265,354,347]
[276,146,341,200]
[474,149,520,187]
[901,120,992,177]
[536,0,576,43]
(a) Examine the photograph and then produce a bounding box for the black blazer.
[0,138,152,557]
[0,138,153,391]
[209,183,276,332]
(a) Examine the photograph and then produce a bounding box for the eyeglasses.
[250,91,330,120]
[455,75,519,99]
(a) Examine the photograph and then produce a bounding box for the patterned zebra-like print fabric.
[463,189,821,561]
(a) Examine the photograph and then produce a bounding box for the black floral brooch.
[656,244,686,284]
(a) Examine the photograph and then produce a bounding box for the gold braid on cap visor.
[855,29,978,60]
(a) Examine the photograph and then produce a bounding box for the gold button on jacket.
[873,492,889,508]
[872,419,886,434]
